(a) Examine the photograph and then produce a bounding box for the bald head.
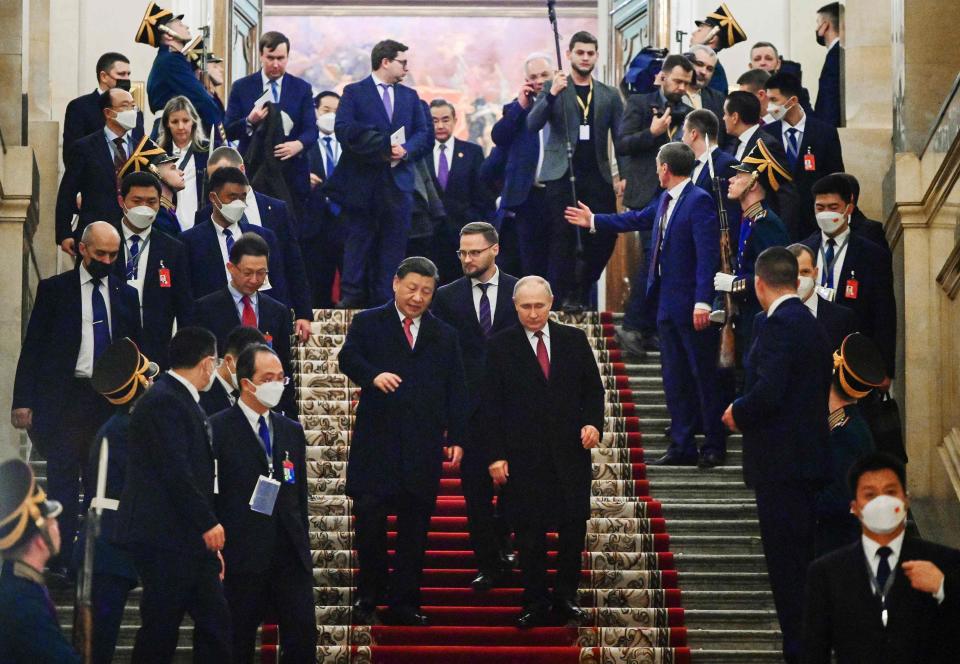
[79,221,121,269]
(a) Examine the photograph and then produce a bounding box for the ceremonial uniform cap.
[695,4,747,50]
[0,459,62,552]
[731,138,793,192]
[136,2,183,48]
[91,338,160,406]
[833,333,886,399]
[119,136,178,181]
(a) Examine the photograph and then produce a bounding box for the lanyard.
[575,79,593,125]
[819,234,850,286]
[125,232,153,277]
[176,146,194,171]
[867,553,896,627]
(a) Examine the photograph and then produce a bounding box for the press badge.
[817,285,836,302]
[249,475,281,515]
[579,125,590,141]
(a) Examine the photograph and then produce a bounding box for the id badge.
[283,458,295,484]
[817,285,836,302]
[845,278,859,299]
[159,268,171,288]
[264,333,273,348]
[249,475,281,515]
[803,151,816,171]
[579,124,590,141]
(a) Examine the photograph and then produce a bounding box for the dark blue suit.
[147,47,222,127]
[814,295,858,351]
[338,303,468,609]
[733,298,833,662]
[815,43,842,128]
[55,127,145,246]
[595,181,725,458]
[303,137,344,307]
[194,192,312,320]
[224,71,318,202]
[325,76,432,305]
[12,268,141,566]
[62,89,145,161]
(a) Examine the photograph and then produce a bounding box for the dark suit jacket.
[480,321,605,525]
[815,42,843,128]
[62,89,145,161]
[195,288,295,416]
[211,405,311,575]
[116,373,218,557]
[699,86,728,140]
[850,207,889,252]
[733,298,833,488]
[304,136,341,240]
[194,192,312,319]
[338,303,468,500]
[815,295,858,351]
[803,536,960,663]
[147,47,222,127]
[431,138,492,228]
[694,148,743,240]
[326,76,432,211]
[490,99,540,209]
[55,127,145,244]
[802,230,897,377]
[225,71,319,199]
[199,377,234,417]
[595,181,719,324]
[12,269,141,441]
[113,227,194,369]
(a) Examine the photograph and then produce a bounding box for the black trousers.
[353,490,433,609]
[515,518,587,608]
[224,536,317,664]
[91,572,136,664]
[301,212,345,309]
[131,549,232,663]
[512,186,551,279]
[460,448,511,573]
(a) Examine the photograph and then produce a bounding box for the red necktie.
[403,317,415,348]
[535,330,549,380]
[241,295,257,327]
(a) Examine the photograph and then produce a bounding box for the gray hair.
[209,146,244,169]
[523,52,552,75]
[80,220,120,245]
[513,275,553,299]
[787,243,816,264]
[657,142,697,177]
[689,44,718,62]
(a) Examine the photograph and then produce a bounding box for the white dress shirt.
[804,292,819,317]
[121,223,152,310]
[104,125,133,163]
[433,139,453,178]
[692,146,720,184]
[861,531,946,602]
[471,267,500,322]
[172,143,198,232]
[371,73,395,112]
[395,305,422,346]
[242,188,263,227]
[319,133,340,171]
[216,372,237,405]
[535,128,548,182]
[237,397,274,461]
[525,325,551,361]
[816,227,851,291]
[781,112,807,156]
[766,293,800,317]
[215,219,242,280]
[167,369,200,403]
[229,281,259,324]
[735,124,761,161]
[75,262,114,378]
[262,71,284,102]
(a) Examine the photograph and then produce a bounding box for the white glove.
[714,272,735,292]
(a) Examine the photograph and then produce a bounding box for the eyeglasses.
[392,58,409,69]
[455,245,496,260]
[113,104,139,112]
[256,377,291,386]
[239,269,268,279]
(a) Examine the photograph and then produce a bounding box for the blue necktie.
[223,227,235,253]
[477,283,492,337]
[876,546,892,593]
[323,136,336,177]
[126,235,141,280]
[91,277,111,361]
[258,415,272,461]
[786,128,799,170]
[270,79,279,103]
[648,193,672,282]
[822,238,836,288]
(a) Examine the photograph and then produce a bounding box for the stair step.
[680,590,775,610]
[677,572,770,592]
[683,609,781,631]
[667,536,765,555]
[689,649,785,663]
[664,519,760,536]
[672,554,769,574]
[686,629,782,650]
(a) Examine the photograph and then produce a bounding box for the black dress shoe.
[649,452,698,466]
[560,295,585,314]
[380,606,429,626]
[471,570,498,592]
[516,604,552,629]
[615,327,647,359]
[552,598,588,624]
[351,599,376,624]
[698,450,726,469]
[500,551,517,569]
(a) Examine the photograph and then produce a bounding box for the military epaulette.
[731,277,747,295]
[828,407,849,431]
[160,196,175,211]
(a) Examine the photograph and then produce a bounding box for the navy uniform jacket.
[116,373,218,557]
[814,43,842,128]
[211,405,311,575]
[0,560,81,663]
[815,295,859,351]
[113,227,195,369]
[326,76,433,211]
[147,47,222,127]
[732,205,791,327]
[195,287,295,416]
[62,89,145,161]
[224,71,319,200]
[816,405,874,518]
[431,138,493,227]
[490,99,540,209]
[55,128,145,245]
[733,298,833,488]
[803,536,960,663]
[194,192,312,320]
[12,270,141,444]
[338,303,468,501]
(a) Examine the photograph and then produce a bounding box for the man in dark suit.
[212,344,315,663]
[428,99,493,284]
[113,171,195,369]
[432,222,519,590]
[200,326,266,416]
[803,452,960,663]
[12,221,141,573]
[837,172,890,251]
[224,31,318,209]
[722,247,834,664]
[789,243,858,350]
[195,233,296,417]
[339,257,468,626]
[325,39,432,308]
[55,88,145,257]
[116,326,231,662]
[565,142,725,468]
[802,174,896,380]
[62,52,145,161]
[684,46,727,144]
[765,72,845,239]
[482,276,604,627]
[528,31,625,311]
[814,2,843,128]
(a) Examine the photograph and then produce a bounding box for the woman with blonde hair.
[157,95,209,231]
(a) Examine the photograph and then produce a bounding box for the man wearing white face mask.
[210,344,315,662]
[803,451,960,663]
[200,325,267,416]
[113,171,195,370]
[787,243,858,351]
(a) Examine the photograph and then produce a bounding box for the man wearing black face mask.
[814,2,843,128]
[12,221,141,580]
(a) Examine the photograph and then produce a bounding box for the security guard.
[119,136,184,237]
[0,459,80,663]
[816,332,886,556]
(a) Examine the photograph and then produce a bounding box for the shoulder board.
[828,407,849,431]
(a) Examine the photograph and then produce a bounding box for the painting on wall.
[263,12,598,153]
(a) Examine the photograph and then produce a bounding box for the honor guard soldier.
[119,137,187,237]
[690,4,748,95]
[0,459,80,663]
[713,138,792,354]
